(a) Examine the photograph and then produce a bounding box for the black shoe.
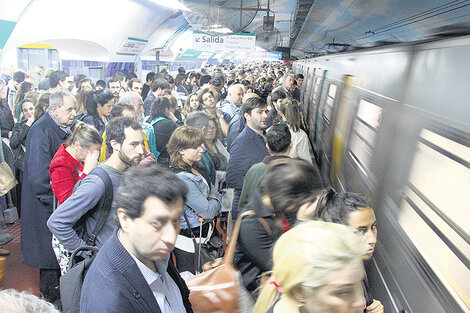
[0,232,13,245]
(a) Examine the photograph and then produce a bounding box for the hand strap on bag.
[224,210,256,266]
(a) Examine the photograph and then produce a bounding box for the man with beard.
[108,77,121,104]
[48,117,144,255]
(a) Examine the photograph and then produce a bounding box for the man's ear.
[243,112,250,122]
[110,139,120,152]
[117,208,130,232]
[50,105,58,116]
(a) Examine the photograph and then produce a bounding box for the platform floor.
[1,221,40,295]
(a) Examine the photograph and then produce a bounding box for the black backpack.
[59,166,113,313]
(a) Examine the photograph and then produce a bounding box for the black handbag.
[181,211,224,274]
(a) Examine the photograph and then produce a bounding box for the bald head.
[227,84,244,106]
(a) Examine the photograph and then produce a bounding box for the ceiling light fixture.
[149,0,191,11]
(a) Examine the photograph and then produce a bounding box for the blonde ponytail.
[67,121,102,148]
[253,221,365,312]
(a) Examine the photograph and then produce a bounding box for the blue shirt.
[120,232,186,313]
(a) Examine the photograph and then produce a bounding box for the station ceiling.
[1,0,470,63]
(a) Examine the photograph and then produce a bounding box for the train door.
[309,69,326,162]
[330,75,357,191]
[342,93,389,196]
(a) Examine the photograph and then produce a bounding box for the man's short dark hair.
[267,123,291,153]
[295,73,304,80]
[96,80,106,89]
[105,116,142,153]
[199,74,212,86]
[242,97,266,117]
[271,90,287,103]
[127,78,142,90]
[146,72,156,83]
[49,70,68,88]
[151,79,171,92]
[113,165,188,224]
[125,72,138,81]
[112,71,125,81]
[108,77,120,88]
[74,74,86,88]
[110,102,135,119]
[13,71,26,84]
[164,74,174,85]
[209,77,222,87]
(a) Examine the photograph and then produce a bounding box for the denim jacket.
[176,171,222,229]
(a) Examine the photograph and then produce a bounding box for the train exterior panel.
[294,35,470,313]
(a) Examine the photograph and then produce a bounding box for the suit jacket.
[143,92,156,116]
[81,229,193,313]
[226,125,268,191]
[21,112,68,268]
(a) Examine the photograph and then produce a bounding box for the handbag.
[178,211,224,274]
[0,161,17,197]
[185,210,256,313]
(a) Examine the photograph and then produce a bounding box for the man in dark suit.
[81,165,193,313]
[21,90,77,302]
[226,97,269,219]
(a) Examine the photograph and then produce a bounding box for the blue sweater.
[47,164,122,252]
[226,125,269,191]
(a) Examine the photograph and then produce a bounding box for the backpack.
[59,167,113,313]
[142,116,167,159]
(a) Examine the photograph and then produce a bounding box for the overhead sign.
[116,37,148,55]
[193,31,255,52]
[0,20,17,49]
[266,51,282,59]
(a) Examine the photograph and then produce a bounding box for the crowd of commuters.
[0,63,383,313]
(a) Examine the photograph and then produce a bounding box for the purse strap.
[224,210,256,266]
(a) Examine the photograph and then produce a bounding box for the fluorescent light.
[207,25,232,34]
[148,0,190,11]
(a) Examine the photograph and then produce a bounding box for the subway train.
[293,35,470,313]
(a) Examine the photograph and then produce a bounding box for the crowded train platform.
[0,1,469,313]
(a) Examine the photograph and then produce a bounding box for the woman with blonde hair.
[254,220,366,313]
[50,121,102,204]
[278,98,314,164]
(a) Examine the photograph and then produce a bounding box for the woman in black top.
[82,89,114,134]
[147,96,180,167]
[234,159,323,294]
[10,99,35,172]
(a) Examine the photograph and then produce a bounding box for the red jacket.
[50,143,86,204]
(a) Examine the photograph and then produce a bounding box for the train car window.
[312,75,322,107]
[398,128,470,311]
[323,83,337,122]
[348,99,382,171]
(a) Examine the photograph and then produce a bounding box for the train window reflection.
[347,99,382,172]
[399,128,470,310]
[323,84,337,122]
[357,99,382,128]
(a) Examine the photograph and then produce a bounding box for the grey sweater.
[47,164,122,252]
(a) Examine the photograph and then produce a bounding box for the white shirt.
[119,233,186,313]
